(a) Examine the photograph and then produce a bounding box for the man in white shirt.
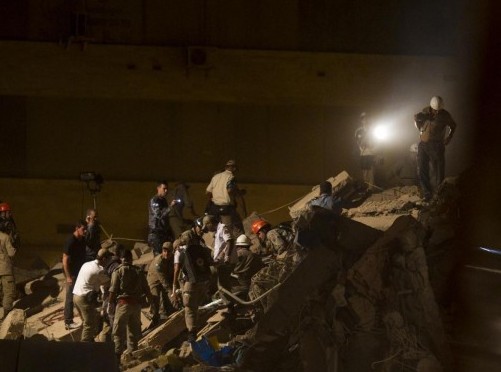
[73,248,112,341]
[213,216,236,301]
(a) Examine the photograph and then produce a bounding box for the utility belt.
[117,296,139,306]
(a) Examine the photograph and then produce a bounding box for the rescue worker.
[213,215,236,297]
[232,234,264,298]
[172,232,214,341]
[84,208,101,262]
[414,96,456,201]
[206,160,247,229]
[355,112,377,190]
[73,248,112,341]
[108,249,152,359]
[147,241,176,325]
[252,219,288,256]
[0,229,16,320]
[167,182,198,239]
[62,220,88,330]
[309,181,342,215]
[181,215,218,249]
[0,202,20,249]
[148,180,177,256]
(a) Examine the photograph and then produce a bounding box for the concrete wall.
[0,42,472,183]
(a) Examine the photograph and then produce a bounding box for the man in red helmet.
[0,202,20,249]
[251,219,289,256]
[0,226,16,320]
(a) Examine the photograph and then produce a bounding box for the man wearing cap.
[109,249,152,358]
[73,248,112,341]
[0,229,16,320]
[206,160,247,227]
[147,242,176,325]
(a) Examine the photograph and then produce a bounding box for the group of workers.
[0,95,455,363]
[355,95,456,201]
[55,158,315,363]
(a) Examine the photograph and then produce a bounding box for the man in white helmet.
[414,96,456,201]
[231,234,263,297]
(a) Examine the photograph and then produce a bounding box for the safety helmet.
[0,202,11,212]
[410,143,418,153]
[251,219,270,235]
[235,234,251,247]
[430,96,444,111]
[194,217,204,228]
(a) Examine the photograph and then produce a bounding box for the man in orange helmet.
[251,219,289,256]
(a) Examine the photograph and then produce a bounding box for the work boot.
[64,322,80,330]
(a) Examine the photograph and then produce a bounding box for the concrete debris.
[16,175,467,371]
[0,309,25,340]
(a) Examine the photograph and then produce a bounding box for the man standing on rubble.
[108,249,152,359]
[73,248,111,341]
[62,220,87,330]
[0,229,16,320]
[148,180,177,256]
[414,96,456,201]
[172,231,214,342]
[232,234,264,298]
[84,208,101,261]
[206,160,246,229]
[355,112,377,190]
[147,242,176,325]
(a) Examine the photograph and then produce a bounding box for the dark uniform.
[148,195,171,255]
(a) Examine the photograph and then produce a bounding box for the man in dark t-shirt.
[62,220,87,329]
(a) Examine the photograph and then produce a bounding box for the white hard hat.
[430,96,444,110]
[410,143,418,153]
[235,234,251,247]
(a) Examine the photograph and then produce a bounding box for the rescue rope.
[258,195,305,217]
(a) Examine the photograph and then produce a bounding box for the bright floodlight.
[372,124,390,141]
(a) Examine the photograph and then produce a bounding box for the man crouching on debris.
[73,248,112,342]
[309,181,342,215]
[172,233,214,342]
[252,218,288,256]
[108,249,152,360]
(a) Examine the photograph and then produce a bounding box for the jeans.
[417,141,445,199]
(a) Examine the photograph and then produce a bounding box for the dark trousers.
[148,232,168,256]
[64,281,76,324]
[417,141,445,199]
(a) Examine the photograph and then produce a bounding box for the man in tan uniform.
[0,231,16,320]
[108,250,152,358]
[147,242,176,325]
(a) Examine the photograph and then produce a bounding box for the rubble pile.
[0,172,464,372]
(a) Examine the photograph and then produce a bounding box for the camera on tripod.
[79,171,104,199]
